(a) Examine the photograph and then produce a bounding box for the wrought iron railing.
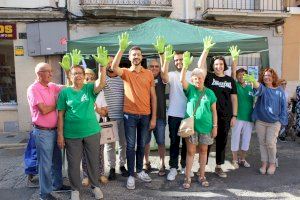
[203,0,288,12]
[80,0,172,6]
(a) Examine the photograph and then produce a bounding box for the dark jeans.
[124,113,150,176]
[207,116,231,165]
[168,116,186,169]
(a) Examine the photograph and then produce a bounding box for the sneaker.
[53,184,72,192]
[71,190,80,200]
[239,160,250,168]
[232,160,239,169]
[108,168,116,180]
[167,168,178,181]
[137,170,152,182]
[215,167,227,178]
[82,178,90,187]
[126,176,135,190]
[93,187,103,199]
[120,166,129,177]
[278,136,287,142]
[180,167,186,174]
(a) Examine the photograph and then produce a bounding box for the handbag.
[99,117,119,145]
[178,87,206,138]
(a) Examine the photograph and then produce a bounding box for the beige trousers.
[255,120,281,164]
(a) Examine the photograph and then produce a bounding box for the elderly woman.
[57,64,106,200]
[244,68,288,175]
[180,52,217,188]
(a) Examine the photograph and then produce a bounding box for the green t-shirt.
[236,81,254,122]
[184,84,217,135]
[57,83,101,139]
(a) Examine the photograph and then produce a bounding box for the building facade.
[0,0,295,132]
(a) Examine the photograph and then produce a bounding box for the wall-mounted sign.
[15,46,24,56]
[248,66,259,80]
[0,23,17,40]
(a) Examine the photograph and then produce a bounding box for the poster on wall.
[15,46,24,56]
[0,24,17,40]
[248,66,259,80]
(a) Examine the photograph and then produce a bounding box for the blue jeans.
[146,119,166,145]
[168,116,186,169]
[124,113,150,176]
[32,128,62,198]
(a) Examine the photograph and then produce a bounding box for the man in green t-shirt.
[231,67,254,169]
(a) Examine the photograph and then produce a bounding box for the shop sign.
[0,23,17,39]
[15,46,24,56]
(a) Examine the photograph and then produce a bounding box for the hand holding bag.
[178,87,206,138]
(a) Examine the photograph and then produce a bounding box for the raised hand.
[229,45,241,62]
[183,51,194,70]
[59,54,71,71]
[70,49,83,66]
[92,46,109,67]
[118,32,131,52]
[203,36,215,53]
[153,36,166,54]
[164,44,175,62]
[243,73,256,84]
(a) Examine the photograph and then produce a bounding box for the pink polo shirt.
[27,81,63,128]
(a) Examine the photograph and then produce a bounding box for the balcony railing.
[203,0,288,12]
[80,0,172,6]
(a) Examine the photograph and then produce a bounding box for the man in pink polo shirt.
[27,62,69,200]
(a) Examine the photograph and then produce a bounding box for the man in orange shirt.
[111,32,157,190]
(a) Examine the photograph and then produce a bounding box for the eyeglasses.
[149,65,160,68]
[71,72,84,76]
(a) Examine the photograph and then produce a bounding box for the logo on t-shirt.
[81,94,89,102]
[211,79,232,89]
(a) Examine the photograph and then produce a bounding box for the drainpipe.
[185,0,189,22]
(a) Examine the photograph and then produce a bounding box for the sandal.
[158,165,166,176]
[198,176,209,187]
[183,177,191,189]
[196,168,201,176]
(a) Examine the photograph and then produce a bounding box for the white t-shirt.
[95,91,107,122]
[167,70,191,118]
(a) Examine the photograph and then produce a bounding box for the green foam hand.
[153,36,166,54]
[229,45,241,62]
[70,49,83,66]
[59,54,71,71]
[183,51,194,70]
[164,44,175,62]
[92,46,109,67]
[243,73,256,84]
[203,36,215,53]
[118,32,131,52]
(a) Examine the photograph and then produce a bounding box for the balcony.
[202,0,290,23]
[80,0,172,19]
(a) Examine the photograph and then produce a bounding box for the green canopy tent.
[68,17,269,67]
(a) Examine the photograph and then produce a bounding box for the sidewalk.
[0,132,29,149]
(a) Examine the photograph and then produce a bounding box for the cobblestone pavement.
[0,132,299,200]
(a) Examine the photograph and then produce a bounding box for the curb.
[0,143,27,149]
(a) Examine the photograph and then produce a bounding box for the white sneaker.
[137,170,152,182]
[167,168,178,181]
[126,176,135,190]
[93,187,103,199]
[190,171,194,177]
[71,190,80,200]
[180,167,186,174]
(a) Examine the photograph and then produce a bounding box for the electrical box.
[26,21,68,56]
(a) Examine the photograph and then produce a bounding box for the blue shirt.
[252,84,288,125]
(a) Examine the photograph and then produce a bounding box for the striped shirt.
[103,76,124,119]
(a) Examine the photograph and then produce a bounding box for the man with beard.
[111,32,157,190]
[158,42,191,181]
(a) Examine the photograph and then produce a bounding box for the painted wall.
[0,110,18,132]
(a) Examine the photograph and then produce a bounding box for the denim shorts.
[188,132,213,145]
[146,119,166,145]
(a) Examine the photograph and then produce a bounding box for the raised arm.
[111,32,131,77]
[153,36,168,82]
[198,36,215,73]
[243,74,260,89]
[161,45,175,83]
[180,51,193,90]
[229,45,240,80]
[92,46,109,93]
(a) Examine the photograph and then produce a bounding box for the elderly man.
[27,62,69,200]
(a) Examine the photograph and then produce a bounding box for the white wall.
[0,0,58,8]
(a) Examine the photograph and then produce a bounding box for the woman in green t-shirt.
[180,52,218,189]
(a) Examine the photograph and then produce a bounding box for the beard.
[132,59,142,66]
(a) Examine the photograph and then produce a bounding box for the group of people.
[26,33,289,200]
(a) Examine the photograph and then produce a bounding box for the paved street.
[0,132,299,200]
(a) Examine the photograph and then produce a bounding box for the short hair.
[129,46,142,55]
[209,56,228,72]
[71,65,85,75]
[258,67,279,87]
[85,68,95,75]
[236,68,248,76]
[191,68,207,79]
[174,51,184,55]
[35,62,50,74]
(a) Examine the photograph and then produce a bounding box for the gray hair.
[191,68,207,79]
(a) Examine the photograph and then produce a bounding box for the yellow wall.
[0,110,18,132]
